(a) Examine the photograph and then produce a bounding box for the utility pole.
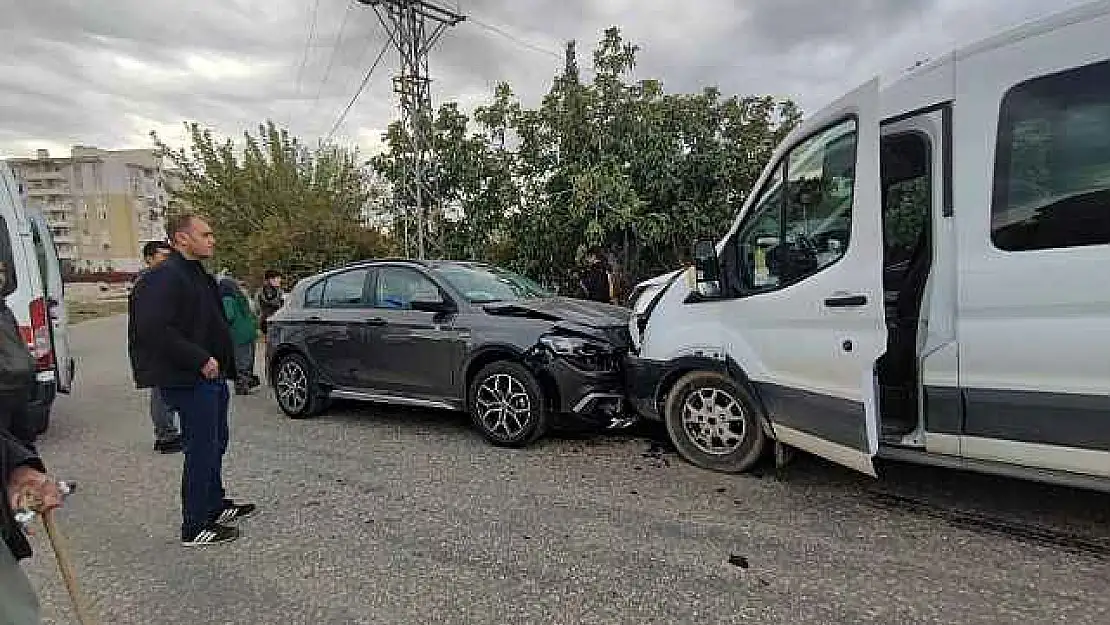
[356,0,465,259]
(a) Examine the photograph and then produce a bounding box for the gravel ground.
[19,315,1110,625]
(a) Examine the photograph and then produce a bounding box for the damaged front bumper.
[525,335,637,431]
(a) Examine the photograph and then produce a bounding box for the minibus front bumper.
[623,353,666,422]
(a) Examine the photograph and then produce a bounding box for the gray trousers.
[233,341,255,380]
[0,541,40,625]
[151,388,179,442]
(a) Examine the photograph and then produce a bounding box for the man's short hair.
[264,269,281,280]
[142,240,171,259]
[165,213,201,240]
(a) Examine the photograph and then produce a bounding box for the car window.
[431,264,550,303]
[321,269,370,308]
[304,279,325,308]
[992,58,1110,251]
[374,266,442,310]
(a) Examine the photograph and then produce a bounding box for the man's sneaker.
[182,523,239,547]
[214,502,257,524]
[154,437,183,454]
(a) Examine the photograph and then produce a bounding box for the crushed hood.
[483,296,631,328]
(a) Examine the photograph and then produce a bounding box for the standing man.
[132,240,182,453]
[256,269,284,337]
[129,214,255,547]
[580,246,617,304]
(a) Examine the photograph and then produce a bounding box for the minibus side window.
[722,118,858,297]
[992,59,1110,251]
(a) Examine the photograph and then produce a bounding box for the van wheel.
[273,353,325,419]
[663,371,767,473]
[469,361,548,448]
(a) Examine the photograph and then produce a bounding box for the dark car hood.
[484,297,632,348]
[483,297,631,328]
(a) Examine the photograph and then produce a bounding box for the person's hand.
[201,357,220,379]
[7,466,62,534]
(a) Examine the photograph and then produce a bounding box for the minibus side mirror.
[691,239,722,299]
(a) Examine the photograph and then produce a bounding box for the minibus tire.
[663,370,767,474]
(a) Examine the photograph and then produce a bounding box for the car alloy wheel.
[468,361,549,448]
[475,373,533,440]
[273,353,323,418]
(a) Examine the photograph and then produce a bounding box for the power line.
[323,40,391,144]
[293,0,323,99]
[467,15,562,60]
[309,0,356,118]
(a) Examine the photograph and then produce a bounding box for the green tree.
[153,120,394,284]
[370,27,804,296]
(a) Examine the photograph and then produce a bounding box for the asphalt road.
[20,315,1110,625]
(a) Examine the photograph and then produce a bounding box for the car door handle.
[363,317,387,326]
[824,294,868,308]
[305,316,324,324]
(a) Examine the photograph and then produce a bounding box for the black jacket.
[128,251,236,389]
[257,284,283,318]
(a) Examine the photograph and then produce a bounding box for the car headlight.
[537,334,618,372]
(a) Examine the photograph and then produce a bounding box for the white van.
[0,163,74,437]
[625,2,1110,492]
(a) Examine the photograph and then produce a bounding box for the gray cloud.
[0,0,1095,159]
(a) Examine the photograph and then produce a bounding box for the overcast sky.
[0,0,1095,160]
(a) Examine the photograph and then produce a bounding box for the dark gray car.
[264,259,634,447]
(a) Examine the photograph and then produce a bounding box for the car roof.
[335,258,496,271]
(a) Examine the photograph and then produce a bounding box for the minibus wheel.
[663,370,767,473]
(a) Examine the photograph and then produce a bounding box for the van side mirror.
[691,239,722,298]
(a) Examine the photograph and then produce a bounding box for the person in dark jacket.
[579,246,616,304]
[256,269,283,335]
[128,214,255,547]
[135,240,182,453]
[0,252,61,624]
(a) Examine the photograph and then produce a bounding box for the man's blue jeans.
[161,379,231,539]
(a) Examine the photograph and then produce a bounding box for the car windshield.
[433,264,552,303]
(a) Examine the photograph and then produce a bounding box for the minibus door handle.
[824,293,868,308]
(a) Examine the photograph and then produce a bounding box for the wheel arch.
[462,344,558,412]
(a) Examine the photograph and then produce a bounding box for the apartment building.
[8,146,169,273]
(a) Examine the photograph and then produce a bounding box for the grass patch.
[66,299,129,324]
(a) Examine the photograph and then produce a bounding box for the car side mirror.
[411,298,456,314]
[691,239,722,298]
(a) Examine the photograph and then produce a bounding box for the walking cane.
[15,480,100,625]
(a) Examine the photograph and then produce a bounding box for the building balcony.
[52,234,76,244]
[27,185,71,197]
[22,171,66,181]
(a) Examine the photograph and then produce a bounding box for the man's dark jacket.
[128,251,236,389]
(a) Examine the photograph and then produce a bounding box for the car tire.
[663,370,767,473]
[272,352,325,419]
[468,361,549,448]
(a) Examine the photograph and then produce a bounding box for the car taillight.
[19,297,53,371]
